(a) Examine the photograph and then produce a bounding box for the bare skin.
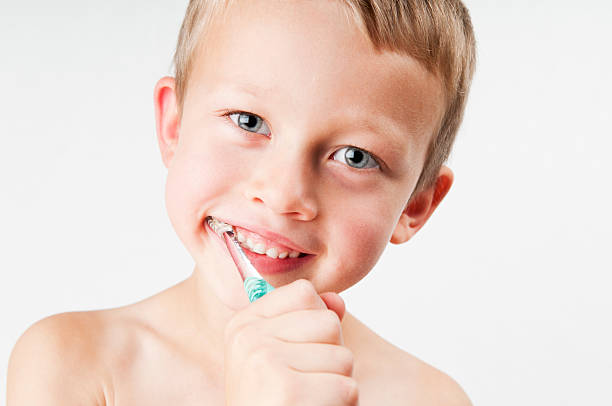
[7,272,471,405]
[8,1,473,404]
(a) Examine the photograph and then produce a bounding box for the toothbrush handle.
[220,231,274,302]
[244,277,275,302]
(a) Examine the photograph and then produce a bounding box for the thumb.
[319,292,346,322]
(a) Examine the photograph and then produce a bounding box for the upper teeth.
[237,230,301,259]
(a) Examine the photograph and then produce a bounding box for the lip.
[209,217,315,255]
[240,247,315,275]
[204,218,316,275]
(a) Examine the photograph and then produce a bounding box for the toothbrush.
[206,216,275,302]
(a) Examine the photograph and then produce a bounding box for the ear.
[390,165,454,244]
[153,76,181,169]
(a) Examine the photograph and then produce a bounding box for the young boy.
[7,0,476,404]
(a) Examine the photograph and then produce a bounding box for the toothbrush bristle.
[206,216,233,235]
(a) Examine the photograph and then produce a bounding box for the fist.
[224,279,358,405]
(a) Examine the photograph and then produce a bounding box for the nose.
[242,148,318,221]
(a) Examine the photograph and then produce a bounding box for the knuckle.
[335,346,355,376]
[323,308,340,325]
[247,345,277,370]
[292,279,318,305]
[229,324,256,351]
[340,376,359,405]
[224,318,237,343]
[320,309,342,340]
[276,369,300,404]
[224,313,245,343]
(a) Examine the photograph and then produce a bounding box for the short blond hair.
[173,0,476,196]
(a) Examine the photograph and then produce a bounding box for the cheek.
[322,202,396,292]
[164,138,242,247]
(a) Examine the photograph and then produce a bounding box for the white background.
[1,1,611,404]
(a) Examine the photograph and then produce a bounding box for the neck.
[155,263,247,375]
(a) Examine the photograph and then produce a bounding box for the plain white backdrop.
[1,1,611,404]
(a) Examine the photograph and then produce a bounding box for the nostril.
[244,183,317,221]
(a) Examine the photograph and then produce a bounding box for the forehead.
[188,0,444,153]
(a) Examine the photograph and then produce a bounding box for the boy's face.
[156,0,446,307]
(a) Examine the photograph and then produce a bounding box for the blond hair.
[173,0,476,196]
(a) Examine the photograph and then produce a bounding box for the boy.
[7,0,476,404]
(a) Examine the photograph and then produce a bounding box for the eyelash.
[220,109,383,170]
[220,109,271,137]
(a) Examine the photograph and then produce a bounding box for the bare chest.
[102,337,224,406]
[102,347,400,406]
[99,317,406,406]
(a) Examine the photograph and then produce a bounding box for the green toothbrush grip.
[244,276,275,302]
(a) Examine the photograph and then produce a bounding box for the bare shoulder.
[343,313,472,406]
[7,310,114,405]
[388,349,472,406]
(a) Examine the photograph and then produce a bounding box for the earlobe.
[153,76,180,169]
[390,166,454,244]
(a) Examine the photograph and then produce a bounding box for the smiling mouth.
[206,216,308,259]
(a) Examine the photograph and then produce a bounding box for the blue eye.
[332,146,379,169]
[228,112,271,135]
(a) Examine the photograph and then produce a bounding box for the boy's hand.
[224,279,359,406]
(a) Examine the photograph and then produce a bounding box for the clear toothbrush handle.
[221,231,274,302]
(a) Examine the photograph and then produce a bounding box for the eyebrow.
[225,82,273,98]
[338,109,412,154]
